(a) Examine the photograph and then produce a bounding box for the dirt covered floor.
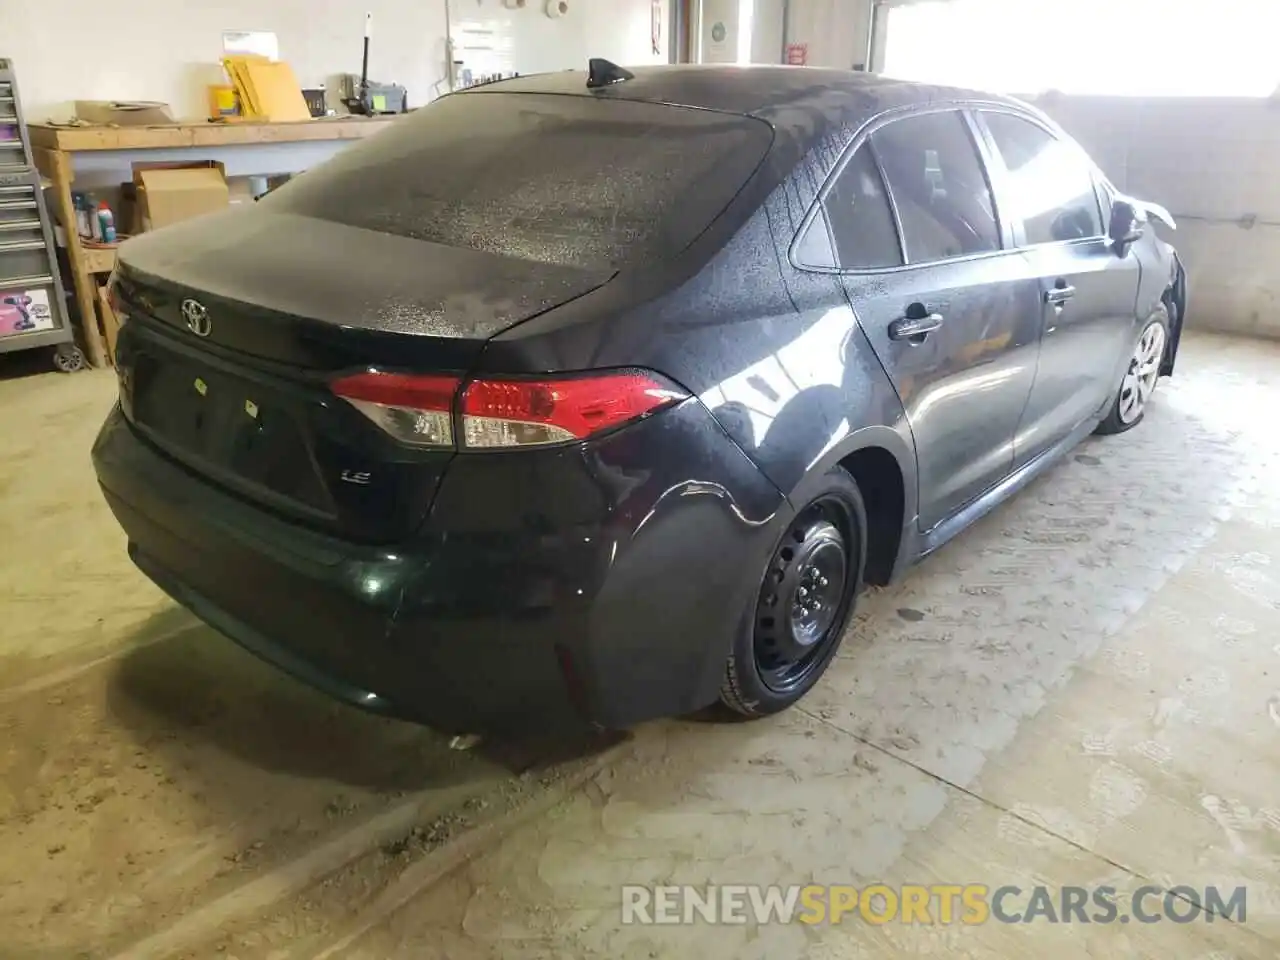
[3,333,1279,958]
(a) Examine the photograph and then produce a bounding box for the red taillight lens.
[330,371,459,448]
[460,372,683,448]
[330,369,683,450]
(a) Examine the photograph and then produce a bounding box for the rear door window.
[821,147,904,269]
[793,145,906,271]
[872,111,1001,263]
[980,112,1103,245]
[263,93,772,271]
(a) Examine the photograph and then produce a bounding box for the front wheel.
[719,467,865,718]
[1095,308,1168,435]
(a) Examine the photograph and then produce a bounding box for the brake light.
[330,371,459,447]
[330,370,683,450]
[461,373,682,448]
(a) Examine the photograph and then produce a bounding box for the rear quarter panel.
[477,154,919,564]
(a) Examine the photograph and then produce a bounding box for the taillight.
[461,373,683,448]
[330,371,458,448]
[330,370,683,450]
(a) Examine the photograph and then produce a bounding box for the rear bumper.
[93,400,787,734]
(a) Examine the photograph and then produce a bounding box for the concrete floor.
[3,332,1279,958]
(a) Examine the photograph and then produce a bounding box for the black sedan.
[93,63,1185,734]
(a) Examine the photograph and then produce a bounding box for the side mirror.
[1108,199,1145,255]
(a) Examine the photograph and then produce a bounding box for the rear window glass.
[263,93,772,271]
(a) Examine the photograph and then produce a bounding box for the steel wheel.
[1118,321,1166,424]
[753,498,853,693]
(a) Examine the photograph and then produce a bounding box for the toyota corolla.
[93,63,1185,734]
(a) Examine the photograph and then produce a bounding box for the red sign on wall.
[786,43,809,66]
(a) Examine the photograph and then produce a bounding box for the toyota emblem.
[181,298,212,337]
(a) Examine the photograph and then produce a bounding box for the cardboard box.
[74,100,175,126]
[132,161,229,231]
[118,182,140,236]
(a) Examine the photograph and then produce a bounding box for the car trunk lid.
[112,208,613,543]
[114,209,613,370]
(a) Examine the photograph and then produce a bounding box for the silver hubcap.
[1118,322,1165,424]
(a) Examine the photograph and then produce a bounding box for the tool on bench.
[341,13,408,116]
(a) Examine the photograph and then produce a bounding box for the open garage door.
[883,0,1280,97]
[883,0,1280,340]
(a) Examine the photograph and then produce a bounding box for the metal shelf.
[0,273,54,290]
[0,238,45,253]
[0,58,76,364]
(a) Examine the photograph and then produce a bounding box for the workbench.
[28,117,399,367]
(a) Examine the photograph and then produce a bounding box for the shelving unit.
[0,59,83,371]
[29,114,397,368]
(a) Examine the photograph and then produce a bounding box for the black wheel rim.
[753,498,853,693]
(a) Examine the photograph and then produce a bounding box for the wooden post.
[32,146,107,368]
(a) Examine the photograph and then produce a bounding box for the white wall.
[10,0,448,120]
[8,0,665,123]
[454,0,667,77]
[751,0,786,65]
[785,0,874,70]
[697,0,742,63]
[691,0,869,68]
[1034,95,1280,340]
[585,0,670,68]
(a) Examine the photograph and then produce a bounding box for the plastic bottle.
[71,192,91,239]
[97,203,117,244]
[87,196,102,241]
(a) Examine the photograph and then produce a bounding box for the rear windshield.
[263,92,772,271]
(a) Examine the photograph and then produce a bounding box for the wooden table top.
[27,116,401,152]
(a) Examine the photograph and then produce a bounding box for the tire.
[720,467,866,718]
[1095,306,1168,436]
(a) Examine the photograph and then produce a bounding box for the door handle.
[889,311,944,341]
[1044,285,1076,306]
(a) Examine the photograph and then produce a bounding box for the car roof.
[453,65,1038,276]
[459,63,1023,124]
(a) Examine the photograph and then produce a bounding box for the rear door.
[974,109,1141,466]
[798,108,1043,532]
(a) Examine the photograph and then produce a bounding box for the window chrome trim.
[867,139,908,267]
[960,107,1018,251]
[790,98,1021,276]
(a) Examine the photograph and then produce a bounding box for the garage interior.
[3,0,1279,957]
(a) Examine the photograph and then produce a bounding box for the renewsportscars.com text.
[621,883,1247,926]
